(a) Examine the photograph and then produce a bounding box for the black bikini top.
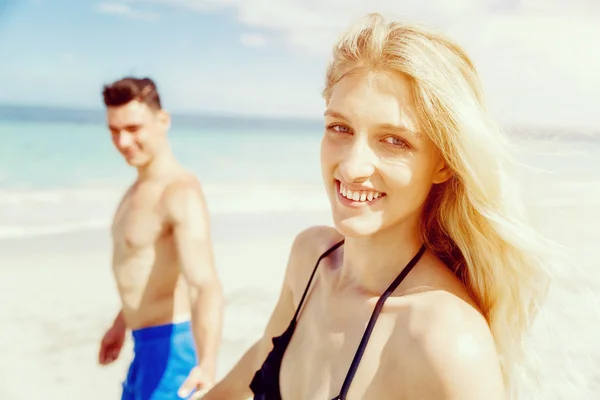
[249,239,426,399]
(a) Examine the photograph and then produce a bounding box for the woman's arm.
[201,226,335,399]
[201,278,295,399]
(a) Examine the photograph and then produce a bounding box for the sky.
[0,0,599,128]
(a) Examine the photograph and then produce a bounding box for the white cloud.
[93,2,159,21]
[120,0,600,127]
[129,0,599,34]
[240,32,267,47]
[127,0,241,12]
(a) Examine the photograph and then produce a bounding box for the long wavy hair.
[323,13,554,398]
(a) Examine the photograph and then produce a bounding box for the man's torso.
[111,176,191,329]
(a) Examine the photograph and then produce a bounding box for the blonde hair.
[323,13,553,397]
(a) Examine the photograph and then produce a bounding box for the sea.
[1,104,599,240]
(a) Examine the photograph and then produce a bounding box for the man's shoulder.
[161,172,207,222]
[165,170,203,194]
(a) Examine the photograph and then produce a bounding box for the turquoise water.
[1,109,599,239]
[0,120,324,189]
[0,115,328,238]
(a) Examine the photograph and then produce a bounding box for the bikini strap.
[292,239,345,322]
[337,244,427,399]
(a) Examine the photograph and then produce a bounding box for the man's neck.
[136,150,180,182]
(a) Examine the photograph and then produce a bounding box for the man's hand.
[178,365,215,399]
[98,314,126,365]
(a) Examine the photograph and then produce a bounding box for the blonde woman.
[201,13,550,400]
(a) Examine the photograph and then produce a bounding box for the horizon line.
[0,103,598,135]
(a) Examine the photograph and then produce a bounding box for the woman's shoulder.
[292,225,343,253]
[284,225,343,286]
[405,289,491,344]
[390,289,506,397]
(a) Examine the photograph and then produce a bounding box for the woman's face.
[321,69,451,238]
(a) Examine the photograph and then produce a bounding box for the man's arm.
[166,179,224,381]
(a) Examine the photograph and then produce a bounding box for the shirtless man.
[97,77,223,400]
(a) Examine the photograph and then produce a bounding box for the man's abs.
[112,222,191,329]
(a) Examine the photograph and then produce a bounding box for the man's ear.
[157,109,171,131]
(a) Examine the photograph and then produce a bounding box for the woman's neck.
[338,217,424,296]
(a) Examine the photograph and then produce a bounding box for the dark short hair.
[102,77,162,110]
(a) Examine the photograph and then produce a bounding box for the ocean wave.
[0,183,331,239]
[0,219,110,239]
[0,183,329,208]
[0,188,124,205]
[2,180,597,240]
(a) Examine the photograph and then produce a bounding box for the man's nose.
[117,132,134,148]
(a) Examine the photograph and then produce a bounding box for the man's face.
[106,100,169,167]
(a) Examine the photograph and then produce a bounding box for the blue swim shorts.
[121,321,198,400]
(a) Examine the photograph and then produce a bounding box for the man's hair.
[102,77,162,110]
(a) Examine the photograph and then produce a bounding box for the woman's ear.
[432,159,453,184]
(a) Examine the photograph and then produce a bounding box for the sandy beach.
[0,210,331,400]
[1,177,600,399]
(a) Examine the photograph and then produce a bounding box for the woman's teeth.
[339,182,384,202]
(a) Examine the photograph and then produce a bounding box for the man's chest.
[112,186,169,251]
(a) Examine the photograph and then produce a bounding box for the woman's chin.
[332,215,383,238]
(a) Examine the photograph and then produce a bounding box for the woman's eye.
[327,124,351,134]
[384,136,410,149]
